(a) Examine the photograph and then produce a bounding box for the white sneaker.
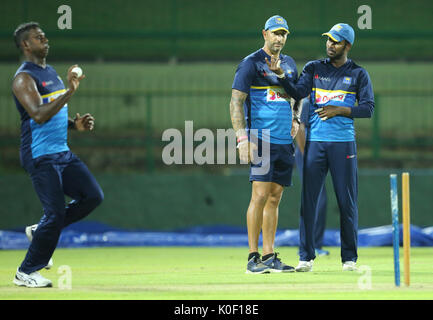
[25,224,54,270]
[342,261,357,271]
[13,268,52,288]
[295,260,313,272]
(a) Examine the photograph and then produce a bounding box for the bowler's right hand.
[67,65,85,93]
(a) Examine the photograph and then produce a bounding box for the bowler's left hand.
[74,113,95,131]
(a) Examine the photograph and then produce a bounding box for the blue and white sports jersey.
[232,49,298,144]
[279,58,374,142]
[13,61,69,165]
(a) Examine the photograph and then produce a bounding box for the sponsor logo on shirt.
[267,87,290,102]
[42,80,54,87]
[314,74,331,82]
[315,89,346,104]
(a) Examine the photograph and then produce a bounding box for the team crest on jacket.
[342,77,352,85]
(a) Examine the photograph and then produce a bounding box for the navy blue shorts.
[249,138,295,187]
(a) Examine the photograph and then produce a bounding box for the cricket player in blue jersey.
[230,16,302,273]
[294,99,329,257]
[269,23,374,271]
[11,22,104,287]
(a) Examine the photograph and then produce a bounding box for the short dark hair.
[13,22,40,50]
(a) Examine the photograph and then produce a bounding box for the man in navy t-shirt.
[230,15,302,273]
[11,22,103,287]
[270,23,374,272]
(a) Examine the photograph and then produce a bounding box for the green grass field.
[1,246,432,300]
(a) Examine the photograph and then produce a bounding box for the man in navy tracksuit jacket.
[268,23,374,271]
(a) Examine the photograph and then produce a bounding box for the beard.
[327,43,347,61]
[328,50,344,60]
[32,46,49,60]
[268,42,284,54]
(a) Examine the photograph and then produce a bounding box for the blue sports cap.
[264,15,289,33]
[322,23,355,45]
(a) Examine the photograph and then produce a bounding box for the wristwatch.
[293,116,301,124]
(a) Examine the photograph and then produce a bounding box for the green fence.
[1,61,433,172]
[1,0,433,61]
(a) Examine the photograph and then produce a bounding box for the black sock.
[262,253,274,261]
[248,252,260,261]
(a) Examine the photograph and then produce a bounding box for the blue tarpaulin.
[1,221,433,250]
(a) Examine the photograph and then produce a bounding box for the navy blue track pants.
[19,151,103,274]
[299,141,358,262]
[295,145,327,249]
